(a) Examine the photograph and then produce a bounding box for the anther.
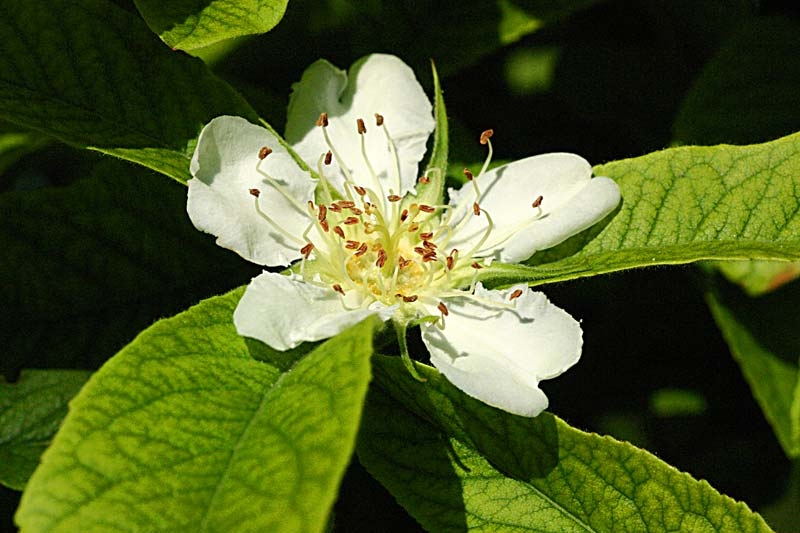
[400,209,409,222]
[376,249,388,268]
[354,185,367,196]
[509,289,523,301]
[407,223,420,232]
[471,262,483,269]
[422,253,438,263]
[324,151,333,165]
[480,129,494,145]
[338,200,356,209]
[344,216,359,225]
[345,240,360,249]
[446,255,454,270]
[350,207,363,215]
[307,200,315,211]
[329,203,342,213]
[355,243,368,257]
[532,195,543,208]
[473,202,481,216]
[418,204,436,213]
[375,113,384,126]
[419,232,433,240]
[418,176,430,184]
[437,302,449,317]
[402,295,418,303]
[398,256,412,268]
[320,219,329,232]
[332,284,345,295]
[414,246,427,256]
[423,240,437,251]
[463,168,474,181]
[249,188,261,197]
[387,194,402,202]
[318,204,327,222]
[333,226,345,238]
[317,112,329,127]
[300,243,314,259]
[357,118,367,134]
[258,146,272,160]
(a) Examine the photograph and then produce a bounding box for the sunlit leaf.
[15,291,376,532]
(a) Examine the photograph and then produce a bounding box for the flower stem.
[393,319,426,382]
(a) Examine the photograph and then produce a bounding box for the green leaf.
[358,356,774,532]
[0,370,92,491]
[481,132,800,288]
[16,290,376,532]
[134,0,289,52]
[715,260,800,297]
[0,161,257,374]
[0,0,257,183]
[0,123,50,178]
[416,60,448,208]
[673,17,800,146]
[705,277,800,458]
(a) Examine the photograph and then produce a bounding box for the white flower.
[187,54,621,417]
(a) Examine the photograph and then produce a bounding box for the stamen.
[375,113,384,126]
[398,256,412,268]
[532,195,543,208]
[332,284,345,295]
[418,204,436,213]
[480,129,494,145]
[251,191,305,245]
[357,118,367,135]
[317,112,329,127]
[324,151,333,165]
[338,200,356,209]
[350,207,363,215]
[407,223,420,233]
[509,289,523,301]
[249,188,261,197]
[355,243,368,257]
[258,146,272,160]
[333,226,345,238]
[437,302,449,317]
[418,176,430,184]
[345,240,360,249]
[471,262,483,269]
[422,240,437,251]
[400,209,409,222]
[422,253,437,263]
[320,219,329,232]
[414,246,427,256]
[354,185,367,196]
[473,202,481,216]
[300,243,314,259]
[329,203,342,213]
[344,216,359,225]
[387,194,402,202]
[401,295,418,303]
[463,168,474,181]
[446,249,458,271]
[318,204,327,222]
[419,232,434,240]
[376,248,388,268]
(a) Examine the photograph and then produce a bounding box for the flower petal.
[446,153,621,263]
[188,116,317,267]
[421,283,582,417]
[234,271,395,350]
[286,54,434,198]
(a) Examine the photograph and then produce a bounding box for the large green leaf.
[0,0,257,183]
[705,276,800,458]
[481,131,800,288]
[134,0,289,52]
[0,162,257,374]
[358,356,774,532]
[15,290,376,532]
[0,370,92,491]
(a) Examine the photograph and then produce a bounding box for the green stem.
[394,319,426,382]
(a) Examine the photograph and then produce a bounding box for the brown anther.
[249,188,261,197]
[375,113,384,126]
[333,226,345,238]
[371,242,383,251]
[364,222,376,234]
[471,262,483,269]
[332,284,345,295]
[400,209,409,222]
[509,289,524,301]
[480,129,494,145]
[407,223,420,233]
[357,118,367,134]
[402,295,418,303]
[376,249,388,268]
[418,176,431,184]
[387,194,402,202]
[418,204,436,213]
[328,203,342,213]
[320,219,329,232]
[307,200,315,211]
[258,146,272,160]
[473,202,481,216]
[354,185,367,196]
[419,232,434,240]
[446,256,454,271]
[364,202,373,214]
[355,242,368,257]
[463,168,474,181]
[345,240,360,250]
[422,253,438,263]
[532,195,543,208]
[318,204,327,222]
[398,256,412,268]
[338,200,356,209]
[344,216,359,225]
[423,240,437,251]
[324,151,333,165]
[414,246,427,256]
[350,207,363,215]
[437,302,449,317]
[300,243,314,259]
[316,112,329,127]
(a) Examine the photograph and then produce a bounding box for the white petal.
[446,153,621,263]
[234,271,395,350]
[188,116,317,267]
[286,54,434,200]
[421,283,582,417]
